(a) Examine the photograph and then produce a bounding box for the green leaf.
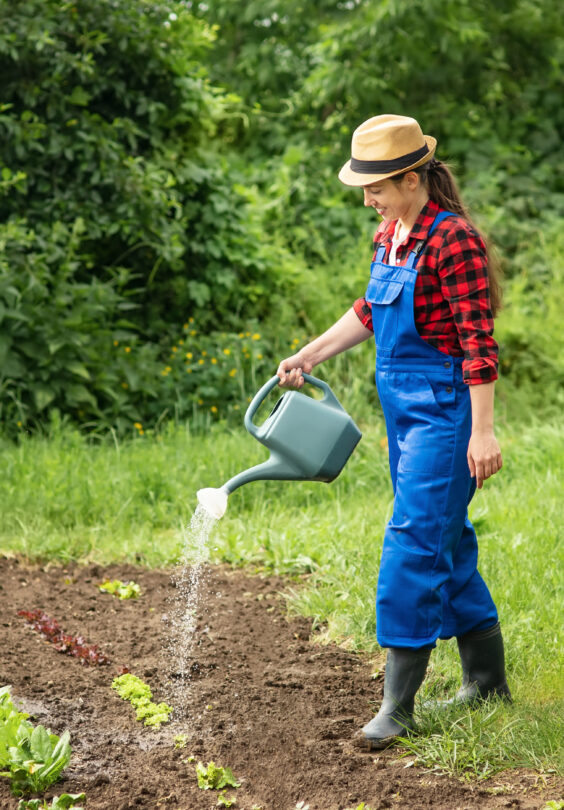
[32,385,56,411]
[30,725,52,762]
[52,794,87,810]
[67,87,91,107]
[66,361,91,380]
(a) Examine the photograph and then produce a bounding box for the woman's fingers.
[468,447,503,489]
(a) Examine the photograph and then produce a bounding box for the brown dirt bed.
[0,557,560,810]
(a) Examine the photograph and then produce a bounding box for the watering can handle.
[244,373,342,438]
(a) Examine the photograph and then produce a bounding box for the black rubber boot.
[358,647,432,750]
[454,621,512,703]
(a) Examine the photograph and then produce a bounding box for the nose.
[363,188,373,207]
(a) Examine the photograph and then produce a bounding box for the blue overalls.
[366,210,498,649]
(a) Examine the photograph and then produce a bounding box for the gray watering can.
[197,373,362,518]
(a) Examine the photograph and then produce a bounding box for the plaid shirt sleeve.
[353,296,373,331]
[436,222,498,385]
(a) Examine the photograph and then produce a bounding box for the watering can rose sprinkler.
[197,373,362,519]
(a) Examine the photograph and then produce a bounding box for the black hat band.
[350,144,429,174]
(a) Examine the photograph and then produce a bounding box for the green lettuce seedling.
[196,761,240,790]
[0,686,72,797]
[217,791,237,807]
[111,674,172,728]
[17,793,86,809]
[99,579,141,599]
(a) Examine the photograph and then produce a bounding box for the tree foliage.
[1,0,563,433]
[0,0,299,431]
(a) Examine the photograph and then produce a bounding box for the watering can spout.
[197,455,300,520]
[223,453,301,494]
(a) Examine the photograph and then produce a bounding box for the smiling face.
[362,170,428,226]
[362,176,412,222]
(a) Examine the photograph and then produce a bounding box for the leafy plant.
[217,792,237,807]
[173,733,187,749]
[0,686,72,797]
[17,609,110,666]
[111,674,172,728]
[17,794,86,810]
[99,579,141,599]
[196,761,241,790]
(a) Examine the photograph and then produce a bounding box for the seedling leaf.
[196,761,241,790]
[17,794,86,810]
[99,579,141,599]
[112,674,172,728]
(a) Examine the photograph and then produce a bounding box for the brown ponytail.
[393,159,502,316]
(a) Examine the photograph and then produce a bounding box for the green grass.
[0,399,562,780]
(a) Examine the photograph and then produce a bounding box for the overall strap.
[408,210,456,266]
[373,210,456,268]
[428,209,456,236]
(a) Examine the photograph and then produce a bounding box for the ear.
[403,171,420,191]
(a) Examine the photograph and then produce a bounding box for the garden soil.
[0,557,560,810]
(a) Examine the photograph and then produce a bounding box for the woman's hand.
[467,429,502,489]
[276,307,372,388]
[276,353,313,388]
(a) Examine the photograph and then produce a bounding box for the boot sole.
[353,732,406,751]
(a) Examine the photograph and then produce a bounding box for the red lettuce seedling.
[17,609,110,666]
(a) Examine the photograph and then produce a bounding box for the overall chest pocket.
[365,276,405,352]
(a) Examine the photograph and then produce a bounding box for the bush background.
[1,0,563,434]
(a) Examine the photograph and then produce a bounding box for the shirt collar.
[375,199,441,246]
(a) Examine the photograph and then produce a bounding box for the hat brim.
[338,135,437,187]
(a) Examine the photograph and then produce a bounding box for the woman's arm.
[467,381,503,488]
[276,307,372,388]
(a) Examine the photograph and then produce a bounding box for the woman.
[276,114,511,750]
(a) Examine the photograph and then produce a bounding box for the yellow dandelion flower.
[245,331,251,337]
[179,340,184,345]
[252,333,260,340]
[229,368,237,377]
[113,340,119,347]
[171,346,178,353]
[139,428,145,435]
[233,404,240,410]
[202,350,207,356]
[185,352,193,359]
[198,398,203,405]
[189,316,194,323]
[211,357,217,364]
[134,422,143,429]
[17,420,22,427]
[190,329,197,336]
[198,358,205,365]
[183,323,189,330]
[121,382,128,389]
[210,405,218,413]
[223,348,231,355]
[125,346,131,353]
[257,354,263,360]
[238,332,245,338]
[186,368,192,373]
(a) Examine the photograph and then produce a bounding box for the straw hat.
[339,114,436,186]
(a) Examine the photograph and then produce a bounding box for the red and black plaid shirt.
[354,199,498,385]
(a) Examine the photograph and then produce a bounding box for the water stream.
[164,503,218,719]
